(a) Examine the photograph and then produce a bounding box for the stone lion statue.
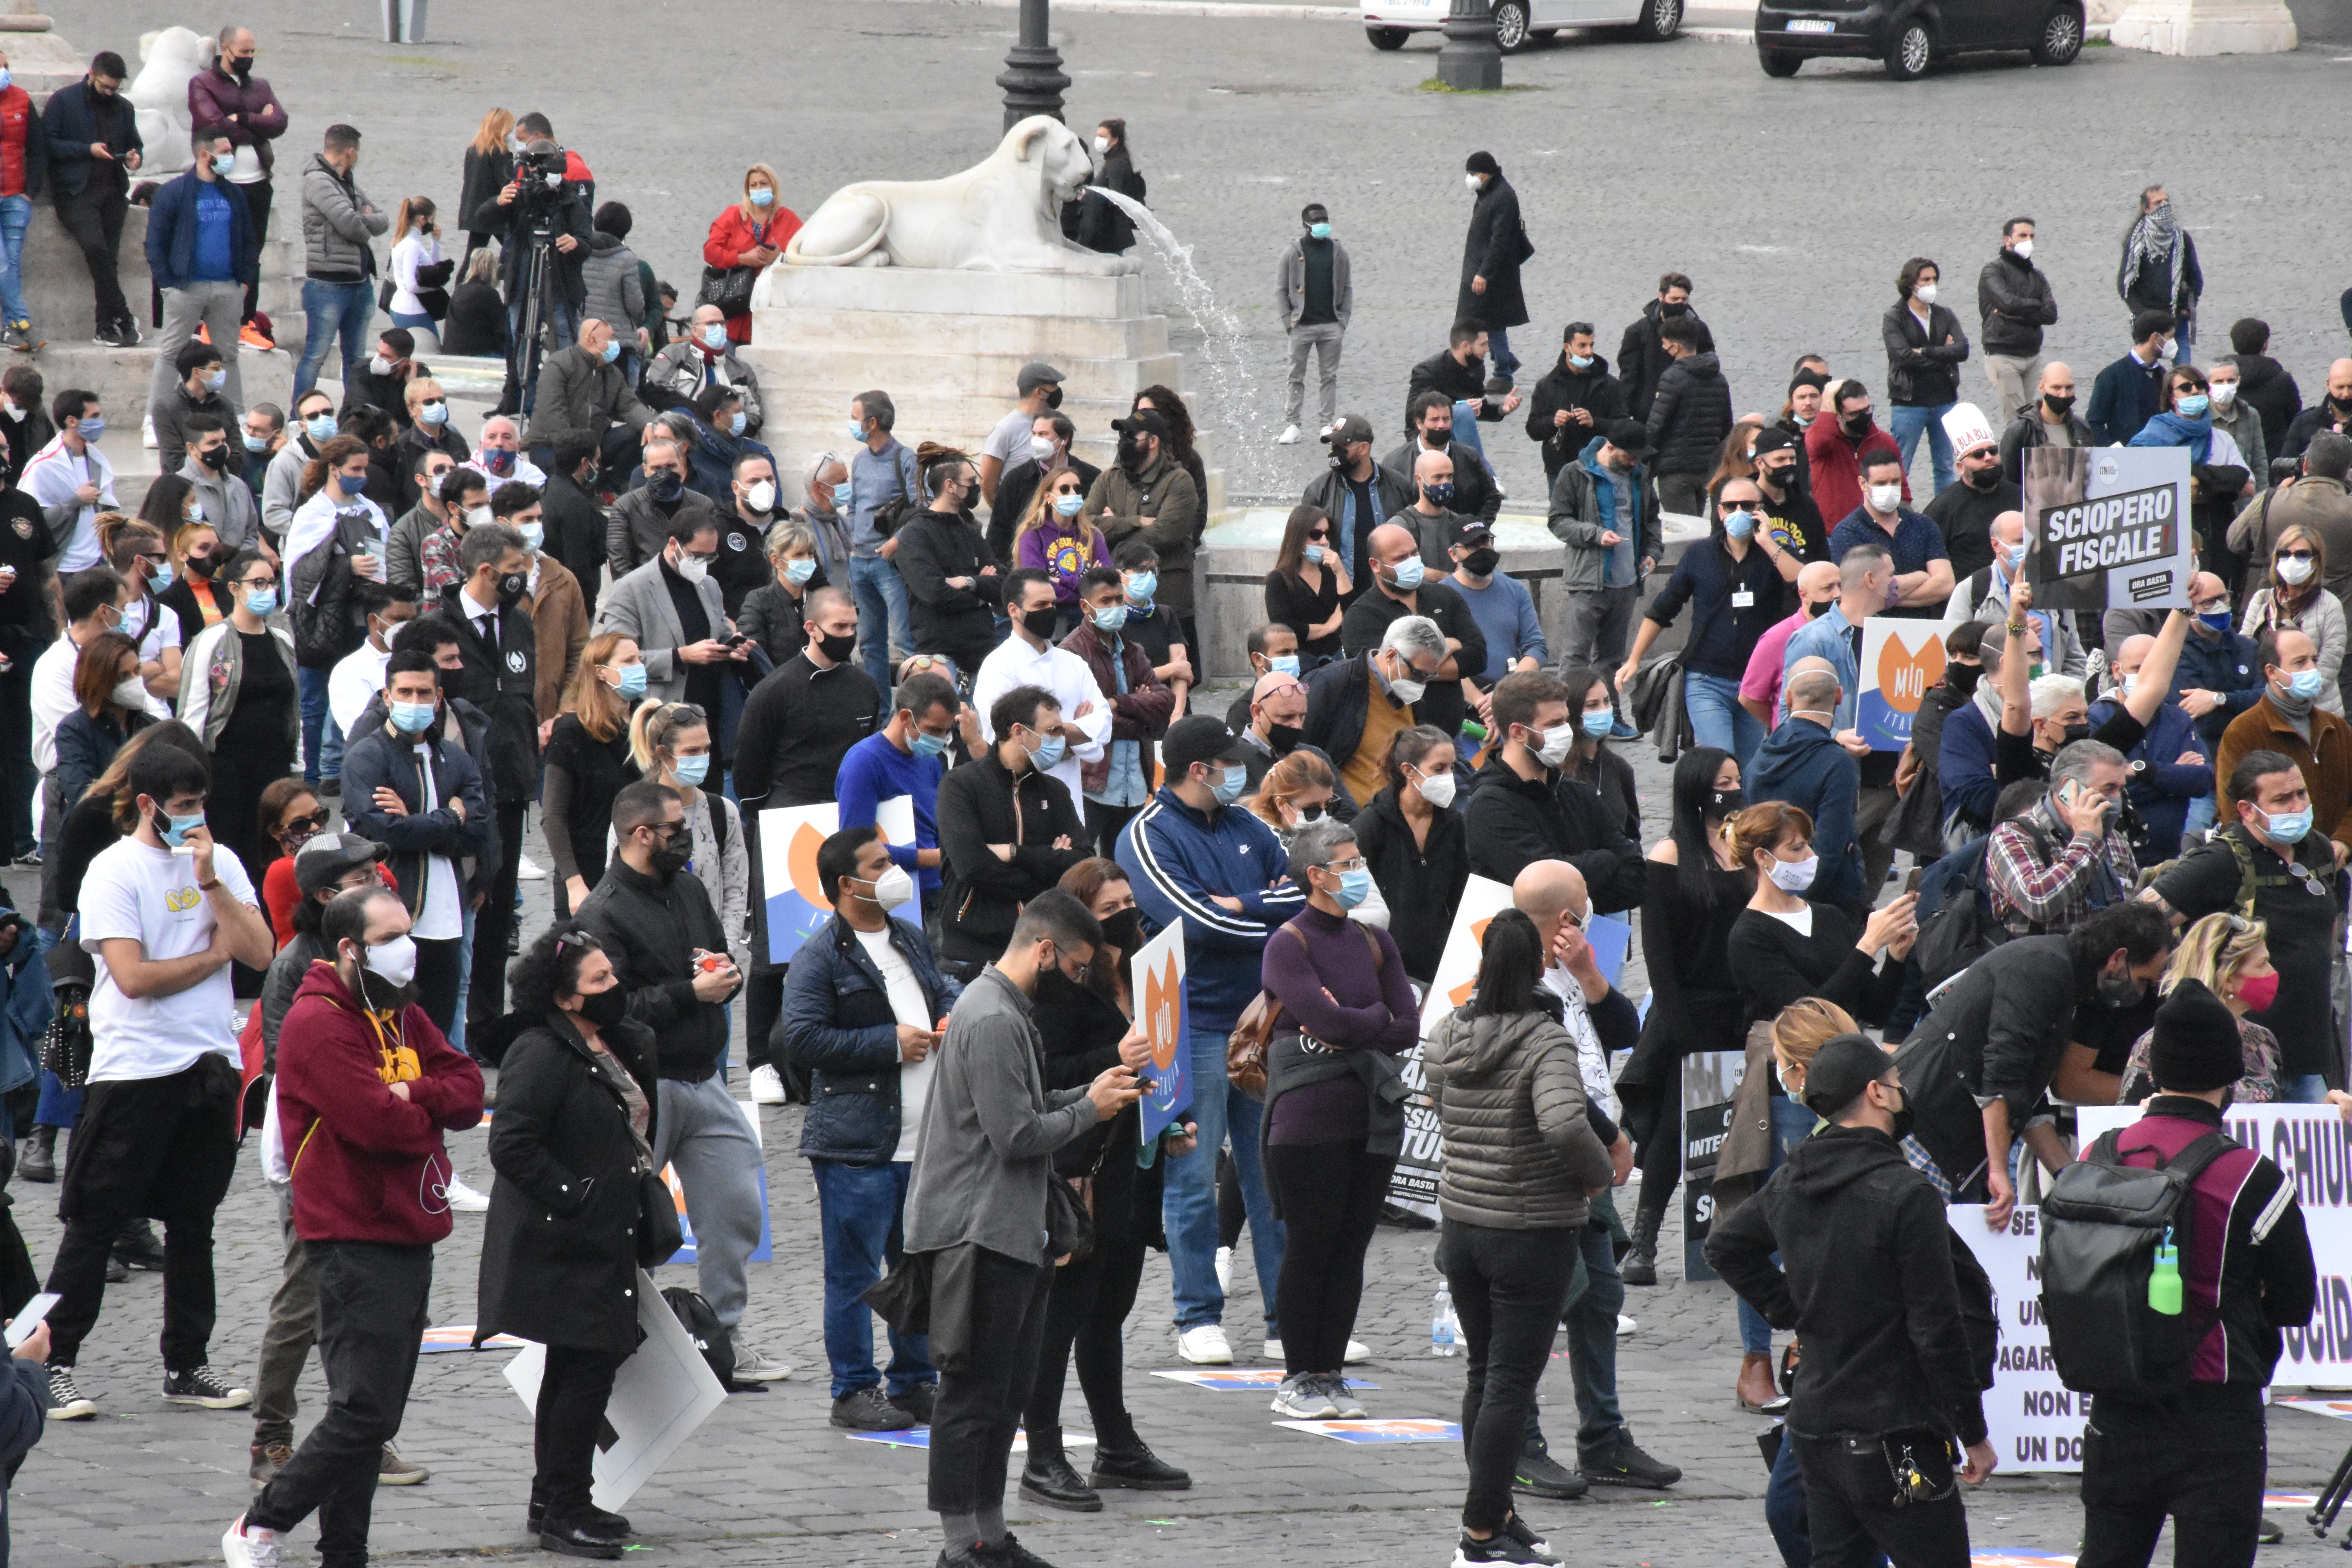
[127,26,216,176]
[784,116,1139,276]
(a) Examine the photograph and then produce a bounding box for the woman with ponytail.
[543,633,644,918]
[614,701,746,946]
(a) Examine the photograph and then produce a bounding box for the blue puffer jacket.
[1749,718,1865,912]
[781,913,959,1164]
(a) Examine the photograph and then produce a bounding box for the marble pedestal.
[2107,0,2296,51]
[741,265,1186,508]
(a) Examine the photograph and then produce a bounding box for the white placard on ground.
[1951,1204,2083,1472]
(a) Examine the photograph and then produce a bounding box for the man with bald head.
[2217,626,2352,869]
[1384,391,1499,528]
[1497,860,1679,1497]
[2279,359,2352,465]
[524,318,653,494]
[1740,559,1841,728]
[2086,632,2210,852]
[1942,511,2085,677]
[1235,670,1352,818]
[1340,520,1485,745]
[1996,361,2095,477]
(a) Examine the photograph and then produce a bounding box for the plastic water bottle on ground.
[1431,1286,1459,1356]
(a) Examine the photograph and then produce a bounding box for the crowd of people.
[0,35,2347,1568]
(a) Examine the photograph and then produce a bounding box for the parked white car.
[1362,0,1682,51]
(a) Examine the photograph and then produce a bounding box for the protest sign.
[2022,445,2193,615]
[1392,877,1515,1220]
[1273,1418,1461,1443]
[1858,617,1950,752]
[1679,1051,1745,1280]
[757,796,919,964]
[1950,1204,2082,1472]
[2079,1102,2352,1386]
[503,1270,728,1511]
[1133,921,1190,1143]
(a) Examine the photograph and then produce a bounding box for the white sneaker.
[1343,1338,1370,1364]
[1175,1324,1233,1365]
[444,1175,491,1213]
[731,1341,793,1381]
[1214,1245,1233,1294]
[750,1064,787,1105]
[1263,1336,1283,1361]
[515,853,549,882]
[142,412,158,450]
[1268,1372,1338,1419]
[1618,1314,1637,1337]
[1325,1372,1368,1420]
[222,1514,281,1568]
[1276,425,1301,445]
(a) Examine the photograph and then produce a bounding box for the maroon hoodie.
[276,960,484,1246]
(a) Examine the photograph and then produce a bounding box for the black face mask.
[1947,662,1984,697]
[1758,464,1792,493]
[1116,437,1148,472]
[1805,598,1835,620]
[1266,720,1302,754]
[1100,908,1144,958]
[1886,1088,1916,1143]
[1708,787,1746,818]
[197,444,229,471]
[1660,301,1688,318]
[2097,971,2146,1009]
[185,551,216,579]
[1020,607,1060,642]
[816,629,857,665]
[1045,385,1063,410]
[2060,720,2091,748]
[649,471,685,504]
[230,56,254,81]
[576,984,629,1031]
[651,837,693,880]
[1461,547,1500,578]
[1961,466,1998,492]
[1840,412,1872,437]
[2043,393,2076,416]
[495,571,528,609]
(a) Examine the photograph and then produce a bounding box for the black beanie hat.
[1801,1034,1893,1120]
[2148,978,2244,1093]
[1465,151,1500,178]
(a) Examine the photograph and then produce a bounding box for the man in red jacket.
[1804,377,1908,532]
[223,885,484,1568]
[0,47,47,351]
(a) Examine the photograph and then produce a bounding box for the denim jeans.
[0,195,29,327]
[296,664,344,785]
[1739,1094,1822,1355]
[1487,327,1520,384]
[1451,401,1487,465]
[1563,1206,1626,1453]
[810,1158,933,1400]
[1889,401,1958,497]
[508,296,580,416]
[2278,1073,2329,1104]
[1162,1027,1284,1334]
[848,554,912,691]
[1685,670,1764,777]
[294,279,377,401]
[449,902,475,1059]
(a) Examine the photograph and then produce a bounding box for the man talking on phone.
[575,781,789,1381]
[592,509,748,720]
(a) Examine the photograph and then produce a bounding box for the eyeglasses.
[240,577,280,591]
[1321,855,1367,875]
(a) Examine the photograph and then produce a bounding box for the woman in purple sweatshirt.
[1257,815,1418,1423]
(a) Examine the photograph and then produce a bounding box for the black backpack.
[1911,818,2061,992]
[661,1286,765,1394]
[2039,1127,2236,1400]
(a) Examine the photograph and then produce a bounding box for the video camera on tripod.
[504,141,582,408]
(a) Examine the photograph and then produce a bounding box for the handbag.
[1045,1173,1094,1263]
[636,1167,683,1268]
[1228,925,1381,1097]
[697,263,759,317]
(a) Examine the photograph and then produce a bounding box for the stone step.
[755,266,1147,320]
[756,309,1170,361]
[750,347,1183,406]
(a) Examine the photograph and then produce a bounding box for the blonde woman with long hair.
[2242,524,2345,715]
[1013,464,1106,616]
[458,107,516,267]
[2118,912,2283,1103]
[701,163,800,347]
[543,632,644,917]
[616,700,748,944]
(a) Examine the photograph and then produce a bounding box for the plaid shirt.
[1985,799,2138,934]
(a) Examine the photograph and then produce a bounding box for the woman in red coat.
[701,163,800,345]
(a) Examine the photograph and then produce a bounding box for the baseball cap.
[1161,715,1251,776]
[1454,518,1495,548]
[1016,361,1066,396]
[1752,426,1798,457]
[1800,1034,1897,1120]
[1605,419,1653,458]
[1112,409,1169,441]
[1321,414,1375,448]
[293,831,390,896]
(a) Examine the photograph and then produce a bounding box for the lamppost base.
[1436,8,1504,87]
[998,46,1072,132]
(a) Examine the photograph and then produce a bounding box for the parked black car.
[1753,0,2083,78]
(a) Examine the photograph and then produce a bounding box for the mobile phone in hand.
[6,1293,58,1349]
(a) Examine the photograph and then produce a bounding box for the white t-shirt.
[119,594,184,668]
[1764,905,1815,937]
[983,407,1035,469]
[80,836,258,1081]
[856,927,935,1162]
[408,740,464,941]
[329,642,391,739]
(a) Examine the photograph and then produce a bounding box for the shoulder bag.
[1227,923,1382,1097]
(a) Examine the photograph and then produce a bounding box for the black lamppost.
[999,0,1070,131]
[1436,0,1503,88]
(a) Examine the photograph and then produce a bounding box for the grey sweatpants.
[652,1070,765,1329]
[147,279,247,415]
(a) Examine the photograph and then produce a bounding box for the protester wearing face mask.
[1880,258,1972,497]
[2117,185,2202,357]
[1939,510,2085,676]
[701,163,799,346]
[839,671,959,910]
[736,516,831,666]
[2111,913,2281,1107]
[402,465,485,598]
[96,516,184,700]
[779,826,955,1429]
[897,451,1007,675]
[1461,668,1646,902]
[1387,394,1501,529]
[1747,662,1877,919]
[145,142,255,439]
[1064,566,1179,852]
[1725,799,1912,1060]
[523,316,651,492]
[1247,747,1350,848]
[52,633,151,843]
[2201,359,2269,484]
[1617,274,1713,421]
[1012,465,1108,620]
[574,780,789,1382]
[326,582,414,750]
[1276,203,1352,445]
[619,701,745,945]
[2081,631,2210,853]
[646,304,772,446]
[2129,363,2251,521]
[1347,724,1464,984]
[1828,452,1954,622]
[1262,506,1354,670]
[1893,898,2173,1224]
[283,435,398,791]
[534,633,641,922]
[481,481,583,733]
[1803,379,1906,530]
[1919,406,2018,586]
[1617,479,1787,775]
[1996,361,2096,480]
[936,684,1092,974]
[172,549,297,884]
[1084,410,1200,646]
[1550,419,1660,738]
[2241,526,2343,715]
[1065,118,1142,256]
[2213,624,2352,865]
[1301,612,1443,815]
[597,509,744,733]
[476,923,664,1558]
[988,413,1100,564]
[1446,518,1547,720]
[2087,310,2177,447]
[1525,323,1628,488]
[1341,521,1484,755]
[152,344,242,485]
[1737,560,1841,731]
[1974,218,2056,425]
[392,379,467,507]
[1982,737,2139,947]
[261,391,339,539]
[1233,670,1341,813]
[45,52,147,348]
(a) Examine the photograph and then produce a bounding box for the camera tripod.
[2308,1439,2352,1547]
[506,224,563,413]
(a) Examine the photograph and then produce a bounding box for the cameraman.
[470,137,591,418]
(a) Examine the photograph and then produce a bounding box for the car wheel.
[1366,24,1410,47]
[1492,0,1532,52]
[1637,0,1683,38]
[1883,17,1932,76]
[2032,2,2084,62]
[1759,45,1802,73]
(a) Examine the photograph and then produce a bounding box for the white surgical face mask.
[1029,434,1057,463]
[2011,238,2034,261]
[1464,173,1482,193]
[1913,282,1939,306]
[2162,336,2180,360]
[111,674,148,709]
[2279,555,2316,586]
[1390,675,1426,706]
[863,865,914,910]
[1765,852,1818,893]
[1414,768,1457,811]
[675,551,712,584]
[2210,380,2239,408]
[465,505,492,531]
[1093,134,1110,153]
[360,933,419,987]
[1868,483,1903,514]
[746,479,776,513]
[369,354,393,377]
[1526,723,1575,769]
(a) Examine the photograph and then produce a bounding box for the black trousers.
[1024,1229,1148,1452]
[1439,1218,1579,1532]
[247,1242,431,1568]
[56,180,132,330]
[0,651,32,857]
[45,1056,240,1368]
[1791,1428,1970,1568]
[535,1344,629,1519]
[1081,800,1136,860]
[412,937,463,1038]
[929,1248,1053,1517]
[1217,1147,1246,1249]
[1265,1141,1394,1375]
[240,181,274,321]
[468,802,526,1031]
[745,970,784,1076]
[2078,1387,2266,1568]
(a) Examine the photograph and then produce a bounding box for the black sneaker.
[114,1218,167,1271]
[828,1385,915,1431]
[162,1365,253,1409]
[993,1533,1058,1568]
[1579,1436,1681,1489]
[1501,1515,1559,1564]
[105,1256,129,1284]
[1510,1449,1587,1500]
[45,1365,96,1419]
[10,850,38,869]
[893,1381,938,1425]
[1090,1439,1191,1490]
[1018,1452,1101,1512]
[1453,1527,1553,1566]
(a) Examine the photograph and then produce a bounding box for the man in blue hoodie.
[1116,715,1305,1368]
[1751,664,1867,916]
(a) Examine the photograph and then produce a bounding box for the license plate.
[1786,17,1836,29]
